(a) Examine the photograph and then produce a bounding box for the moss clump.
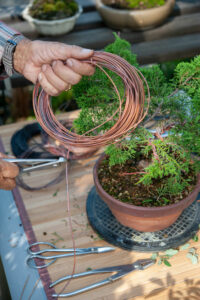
[29,0,78,20]
[103,0,165,10]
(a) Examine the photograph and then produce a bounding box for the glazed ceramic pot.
[93,154,200,232]
[96,0,175,30]
[22,4,82,36]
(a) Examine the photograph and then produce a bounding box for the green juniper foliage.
[30,0,78,20]
[105,127,197,200]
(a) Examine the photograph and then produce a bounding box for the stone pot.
[96,0,175,30]
[93,154,200,232]
[22,4,82,36]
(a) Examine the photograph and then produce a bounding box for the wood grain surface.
[0,110,200,300]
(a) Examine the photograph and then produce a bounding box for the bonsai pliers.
[3,157,66,172]
[49,258,155,298]
[26,241,115,269]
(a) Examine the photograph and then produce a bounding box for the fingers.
[38,72,60,96]
[52,61,81,85]
[0,160,19,178]
[41,64,71,92]
[0,158,19,190]
[38,50,95,96]
[63,45,94,60]
[38,62,77,96]
[66,58,95,76]
[0,176,16,190]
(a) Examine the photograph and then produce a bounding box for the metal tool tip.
[97,247,115,253]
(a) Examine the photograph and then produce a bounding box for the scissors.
[27,242,115,269]
[49,258,155,297]
[3,157,66,172]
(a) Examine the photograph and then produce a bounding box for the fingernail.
[42,64,47,72]
[67,59,73,67]
[81,48,92,54]
[52,61,57,68]
[38,73,42,82]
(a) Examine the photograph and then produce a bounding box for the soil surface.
[98,156,196,207]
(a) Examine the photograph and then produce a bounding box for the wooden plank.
[133,32,200,64]
[173,0,200,15]
[75,11,103,30]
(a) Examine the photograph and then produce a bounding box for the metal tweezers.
[49,258,155,297]
[27,242,115,269]
[3,157,66,172]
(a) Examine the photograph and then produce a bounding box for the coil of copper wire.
[33,51,150,155]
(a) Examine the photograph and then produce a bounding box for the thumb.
[47,43,94,61]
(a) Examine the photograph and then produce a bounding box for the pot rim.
[96,0,175,13]
[22,4,82,24]
[94,153,200,213]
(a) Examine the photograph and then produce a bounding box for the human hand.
[13,39,95,96]
[0,153,19,190]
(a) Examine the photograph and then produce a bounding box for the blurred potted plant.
[95,0,175,30]
[22,0,82,36]
[73,34,200,232]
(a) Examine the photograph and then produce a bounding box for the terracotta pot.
[96,0,175,30]
[93,154,200,232]
[22,4,82,36]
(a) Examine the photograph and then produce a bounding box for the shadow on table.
[145,273,200,299]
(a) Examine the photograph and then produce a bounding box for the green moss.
[29,0,78,20]
[105,0,165,10]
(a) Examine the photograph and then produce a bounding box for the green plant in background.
[29,0,78,20]
[104,0,165,9]
[170,56,200,156]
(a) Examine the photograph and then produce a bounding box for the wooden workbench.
[0,110,200,300]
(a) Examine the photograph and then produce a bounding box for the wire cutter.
[27,241,115,269]
[49,258,155,298]
[3,157,66,172]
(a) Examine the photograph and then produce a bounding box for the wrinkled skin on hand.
[13,39,95,96]
[0,153,19,190]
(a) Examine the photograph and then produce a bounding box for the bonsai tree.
[29,0,79,20]
[72,34,200,209]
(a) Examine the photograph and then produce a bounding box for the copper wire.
[33,51,150,153]
[32,51,150,295]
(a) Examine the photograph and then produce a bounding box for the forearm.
[13,39,31,74]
